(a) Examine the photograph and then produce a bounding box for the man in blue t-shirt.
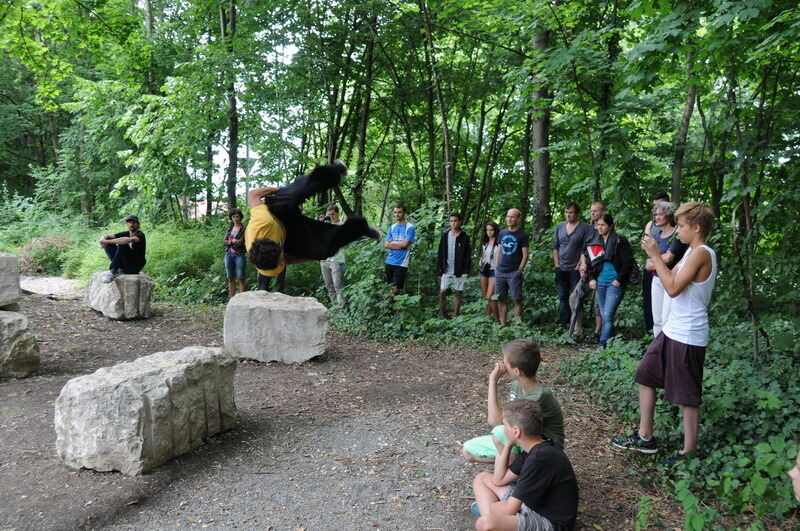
[494,208,529,326]
[384,204,416,295]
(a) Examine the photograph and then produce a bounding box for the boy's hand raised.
[490,362,506,381]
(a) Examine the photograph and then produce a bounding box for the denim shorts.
[224,252,246,279]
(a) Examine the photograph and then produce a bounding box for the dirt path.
[0,280,683,530]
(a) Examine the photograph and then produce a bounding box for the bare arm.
[552,248,559,269]
[486,363,505,426]
[491,441,520,487]
[642,236,709,297]
[384,240,411,250]
[247,186,280,208]
[100,235,138,246]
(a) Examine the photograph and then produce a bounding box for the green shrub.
[18,236,72,275]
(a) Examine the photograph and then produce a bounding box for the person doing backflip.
[245,161,379,278]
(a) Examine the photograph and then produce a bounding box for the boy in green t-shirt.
[463,339,565,463]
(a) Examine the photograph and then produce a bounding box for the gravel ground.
[0,281,688,530]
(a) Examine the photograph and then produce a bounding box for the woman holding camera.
[479,221,501,321]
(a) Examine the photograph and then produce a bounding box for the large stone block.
[224,291,328,363]
[55,346,236,475]
[85,272,154,320]
[0,311,40,378]
[0,253,21,308]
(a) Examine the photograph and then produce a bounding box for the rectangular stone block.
[54,347,236,475]
[224,291,328,363]
[0,311,40,378]
[0,253,21,308]
[85,271,154,320]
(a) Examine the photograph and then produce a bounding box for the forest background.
[1,0,798,527]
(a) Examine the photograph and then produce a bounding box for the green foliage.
[18,236,72,275]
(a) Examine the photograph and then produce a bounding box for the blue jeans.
[224,252,246,279]
[596,282,624,348]
[555,269,580,328]
[104,244,144,274]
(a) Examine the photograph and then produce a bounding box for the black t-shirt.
[114,230,147,264]
[509,441,578,531]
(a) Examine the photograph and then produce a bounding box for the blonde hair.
[675,202,714,237]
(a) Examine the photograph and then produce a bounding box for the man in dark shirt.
[472,400,578,531]
[99,215,147,283]
[494,208,529,326]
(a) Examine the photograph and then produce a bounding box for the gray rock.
[0,253,21,308]
[54,346,237,475]
[224,291,328,363]
[85,271,154,320]
[0,311,40,378]
[0,302,21,311]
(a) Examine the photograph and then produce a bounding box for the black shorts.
[384,264,408,289]
[634,332,706,407]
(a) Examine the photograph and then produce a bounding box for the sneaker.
[101,271,116,283]
[610,431,658,454]
[662,450,696,467]
[469,502,480,517]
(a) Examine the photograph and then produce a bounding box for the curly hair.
[249,238,283,270]
[652,201,677,225]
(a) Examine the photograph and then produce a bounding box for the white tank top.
[662,245,717,346]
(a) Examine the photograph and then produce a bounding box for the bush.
[18,236,72,275]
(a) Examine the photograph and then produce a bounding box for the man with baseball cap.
[99,215,147,283]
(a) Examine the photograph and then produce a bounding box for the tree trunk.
[520,110,532,232]
[671,50,696,204]
[221,0,238,209]
[352,15,377,215]
[205,138,214,218]
[531,28,552,233]
[459,99,487,222]
[420,0,451,210]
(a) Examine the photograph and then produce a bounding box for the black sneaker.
[662,450,696,467]
[610,431,658,454]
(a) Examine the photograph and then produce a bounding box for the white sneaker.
[101,271,115,283]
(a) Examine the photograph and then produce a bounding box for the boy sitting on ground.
[462,339,565,463]
[472,400,579,531]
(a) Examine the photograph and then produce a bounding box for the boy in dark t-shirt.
[472,400,578,531]
[99,215,147,282]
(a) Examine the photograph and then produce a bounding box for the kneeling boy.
[463,339,565,463]
[472,400,579,531]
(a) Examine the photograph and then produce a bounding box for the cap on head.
[125,215,140,223]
